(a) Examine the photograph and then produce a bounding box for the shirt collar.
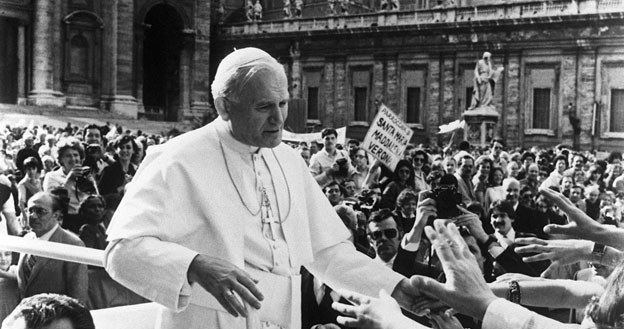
[38,224,59,241]
[375,254,397,268]
[215,116,260,155]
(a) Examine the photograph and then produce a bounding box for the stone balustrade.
[220,0,624,35]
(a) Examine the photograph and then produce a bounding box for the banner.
[362,104,413,171]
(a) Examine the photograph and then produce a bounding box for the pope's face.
[227,67,289,148]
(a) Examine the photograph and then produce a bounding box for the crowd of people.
[289,129,624,328]
[1,45,624,329]
[0,121,175,321]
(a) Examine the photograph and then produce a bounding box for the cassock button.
[272,244,277,250]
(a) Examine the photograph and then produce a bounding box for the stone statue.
[469,52,503,110]
[328,0,336,16]
[246,0,254,21]
[339,0,349,15]
[294,0,303,17]
[381,0,399,11]
[283,0,292,18]
[253,0,263,20]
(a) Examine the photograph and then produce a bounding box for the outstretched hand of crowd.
[410,220,498,320]
[514,237,594,278]
[539,187,603,240]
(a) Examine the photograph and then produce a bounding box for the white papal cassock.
[104,117,405,329]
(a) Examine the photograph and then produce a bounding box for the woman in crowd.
[16,156,42,216]
[352,147,380,193]
[473,156,494,205]
[541,155,568,189]
[584,185,601,221]
[43,137,98,234]
[78,195,107,250]
[484,166,505,211]
[442,156,456,175]
[560,174,575,198]
[584,164,605,192]
[380,159,415,209]
[506,160,520,179]
[411,149,430,193]
[393,188,418,233]
[98,135,138,198]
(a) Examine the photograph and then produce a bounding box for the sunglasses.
[368,228,398,240]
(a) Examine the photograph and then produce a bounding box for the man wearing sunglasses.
[366,208,437,279]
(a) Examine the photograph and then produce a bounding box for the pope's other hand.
[187,254,264,317]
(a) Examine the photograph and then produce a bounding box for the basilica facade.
[0,0,623,149]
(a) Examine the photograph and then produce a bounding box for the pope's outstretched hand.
[187,255,264,318]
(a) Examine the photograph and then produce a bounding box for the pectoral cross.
[261,187,279,241]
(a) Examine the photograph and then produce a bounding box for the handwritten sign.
[362,104,413,171]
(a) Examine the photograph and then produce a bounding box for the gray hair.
[211,47,286,102]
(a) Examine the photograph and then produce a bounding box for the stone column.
[290,42,301,99]
[179,29,195,121]
[101,0,138,118]
[17,23,26,104]
[189,1,212,121]
[28,0,64,106]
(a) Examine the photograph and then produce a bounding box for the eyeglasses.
[355,154,366,158]
[27,206,50,216]
[368,228,398,240]
[491,213,508,219]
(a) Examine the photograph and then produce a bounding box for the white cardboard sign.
[362,104,413,171]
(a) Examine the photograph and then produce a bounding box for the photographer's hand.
[454,205,488,244]
[405,196,436,246]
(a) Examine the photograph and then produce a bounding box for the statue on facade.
[246,0,254,21]
[283,0,292,18]
[253,0,263,20]
[215,0,225,23]
[328,0,337,16]
[380,0,399,11]
[469,51,503,110]
[339,0,349,15]
[294,0,303,17]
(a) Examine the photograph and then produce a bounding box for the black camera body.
[431,185,464,220]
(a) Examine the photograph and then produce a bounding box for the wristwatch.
[592,243,606,263]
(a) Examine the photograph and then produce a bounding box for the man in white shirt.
[309,128,353,186]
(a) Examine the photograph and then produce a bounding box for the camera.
[430,184,463,220]
[336,158,348,168]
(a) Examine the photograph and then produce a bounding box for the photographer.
[43,137,98,234]
[309,128,354,186]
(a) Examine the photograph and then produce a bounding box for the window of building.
[610,88,624,132]
[525,66,557,134]
[602,64,624,137]
[352,69,371,122]
[70,34,89,78]
[307,87,319,120]
[354,87,368,121]
[406,87,421,124]
[532,88,551,129]
[401,68,425,126]
[303,69,322,122]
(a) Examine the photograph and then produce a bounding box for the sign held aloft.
[362,104,413,171]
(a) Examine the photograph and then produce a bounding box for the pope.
[104,47,423,329]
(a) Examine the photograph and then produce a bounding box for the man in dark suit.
[0,191,88,304]
[503,177,547,239]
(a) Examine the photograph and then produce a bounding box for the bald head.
[502,178,520,204]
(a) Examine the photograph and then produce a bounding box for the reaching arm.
[489,279,603,309]
[540,187,624,250]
